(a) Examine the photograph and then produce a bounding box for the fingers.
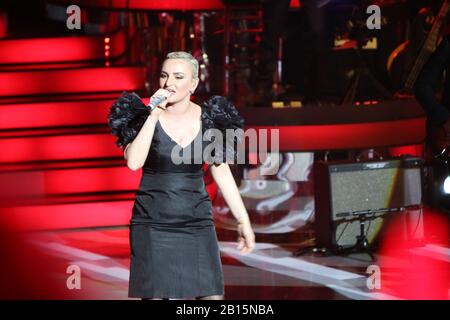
[237,237,245,250]
[154,88,171,97]
[243,234,255,255]
[154,89,172,103]
[236,223,255,255]
[149,89,172,110]
[237,234,255,256]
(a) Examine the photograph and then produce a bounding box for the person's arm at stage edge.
[414,36,450,127]
[210,163,255,256]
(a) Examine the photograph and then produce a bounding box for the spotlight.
[436,146,450,194]
[443,176,450,194]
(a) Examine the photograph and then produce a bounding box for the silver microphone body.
[147,91,173,111]
[147,94,168,111]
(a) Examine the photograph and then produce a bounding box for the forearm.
[125,114,159,171]
[210,164,250,223]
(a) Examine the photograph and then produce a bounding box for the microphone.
[147,92,172,111]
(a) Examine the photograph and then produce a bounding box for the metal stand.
[272,37,284,98]
[223,3,263,97]
[341,46,392,105]
[337,215,376,261]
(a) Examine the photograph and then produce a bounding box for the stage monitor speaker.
[314,157,423,250]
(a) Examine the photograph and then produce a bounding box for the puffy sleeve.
[201,95,245,165]
[107,91,150,149]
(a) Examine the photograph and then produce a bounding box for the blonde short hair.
[166,51,199,80]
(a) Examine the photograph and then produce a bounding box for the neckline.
[157,107,202,149]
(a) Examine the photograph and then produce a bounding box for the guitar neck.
[404,1,450,90]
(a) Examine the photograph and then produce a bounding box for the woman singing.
[108,51,255,300]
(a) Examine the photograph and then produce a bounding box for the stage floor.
[21,226,449,300]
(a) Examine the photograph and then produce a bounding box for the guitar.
[388,0,450,96]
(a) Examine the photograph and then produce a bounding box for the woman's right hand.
[148,88,172,118]
[237,219,255,256]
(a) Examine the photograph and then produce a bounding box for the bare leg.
[196,295,224,300]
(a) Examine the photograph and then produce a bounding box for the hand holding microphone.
[147,89,173,114]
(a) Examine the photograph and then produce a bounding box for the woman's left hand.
[237,221,255,256]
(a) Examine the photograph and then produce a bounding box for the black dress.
[108,92,244,299]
